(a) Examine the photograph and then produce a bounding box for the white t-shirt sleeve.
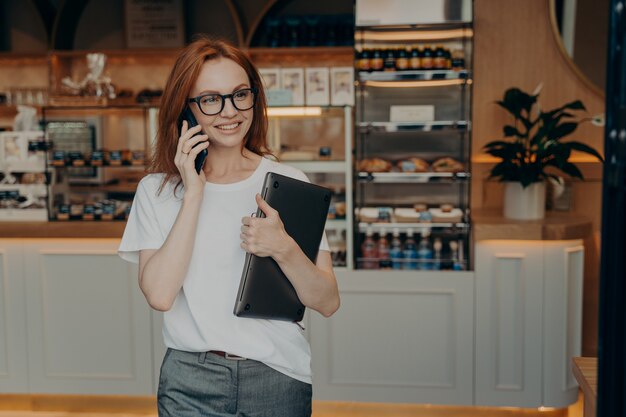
[118,178,165,264]
[319,231,330,252]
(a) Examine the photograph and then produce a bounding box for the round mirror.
[551,0,609,95]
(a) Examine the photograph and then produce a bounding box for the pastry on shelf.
[411,203,432,222]
[440,203,454,213]
[396,157,430,172]
[394,207,421,223]
[358,157,392,172]
[357,207,380,222]
[413,203,428,212]
[431,156,464,173]
[357,206,393,223]
[429,205,464,223]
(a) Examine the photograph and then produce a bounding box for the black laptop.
[234,172,332,322]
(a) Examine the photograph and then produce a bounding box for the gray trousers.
[157,348,312,417]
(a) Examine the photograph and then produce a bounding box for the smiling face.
[188,57,254,151]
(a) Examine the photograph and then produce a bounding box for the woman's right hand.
[175,121,210,197]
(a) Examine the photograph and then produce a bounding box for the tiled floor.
[0,414,155,417]
[0,397,584,417]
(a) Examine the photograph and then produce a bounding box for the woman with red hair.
[119,36,339,417]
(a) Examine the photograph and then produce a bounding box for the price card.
[389,105,435,122]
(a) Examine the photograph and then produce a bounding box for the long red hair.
[149,35,271,193]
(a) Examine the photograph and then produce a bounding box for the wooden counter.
[1,209,593,240]
[472,209,592,241]
[572,357,597,417]
[0,221,126,238]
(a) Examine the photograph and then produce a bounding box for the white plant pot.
[503,181,546,220]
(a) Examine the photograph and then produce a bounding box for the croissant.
[431,157,464,173]
[358,157,392,172]
[397,157,429,172]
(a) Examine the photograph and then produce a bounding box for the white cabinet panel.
[151,310,166,395]
[0,241,28,392]
[543,241,584,407]
[311,270,474,405]
[475,241,543,407]
[23,239,153,394]
[475,239,584,408]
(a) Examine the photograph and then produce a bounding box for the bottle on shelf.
[377,228,391,269]
[451,49,466,70]
[409,46,421,70]
[383,49,396,71]
[361,227,379,269]
[444,48,452,69]
[357,49,371,71]
[395,47,409,71]
[389,228,404,270]
[370,49,384,71]
[327,230,346,267]
[433,45,448,69]
[449,240,463,271]
[421,46,434,69]
[432,237,443,271]
[454,239,465,271]
[417,228,434,270]
[402,228,418,270]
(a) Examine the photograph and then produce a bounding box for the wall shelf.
[358,121,469,132]
[283,161,347,173]
[357,172,471,183]
[358,222,470,233]
[358,69,470,82]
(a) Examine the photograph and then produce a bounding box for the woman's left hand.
[240,194,292,258]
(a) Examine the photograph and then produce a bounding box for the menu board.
[124,0,185,48]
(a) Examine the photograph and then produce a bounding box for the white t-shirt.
[118,157,330,383]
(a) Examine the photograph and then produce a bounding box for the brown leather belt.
[209,350,247,360]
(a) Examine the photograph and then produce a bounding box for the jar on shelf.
[451,49,466,69]
[357,49,371,71]
[395,48,409,71]
[433,45,448,69]
[370,49,384,71]
[409,46,421,70]
[421,46,434,69]
[383,48,396,71]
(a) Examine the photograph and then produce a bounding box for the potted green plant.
[483,87,604,220]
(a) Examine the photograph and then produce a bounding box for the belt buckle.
[225,352,246,361]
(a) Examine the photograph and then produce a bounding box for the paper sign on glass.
[330,67,354,106]
[305,67,330,106]
[280,68,305,106]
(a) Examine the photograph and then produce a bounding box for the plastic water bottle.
[454,239,465,271]
[377,228,391,269]
[417,229,433,270]
[449,240,463,271]
[361,228,379,269]
[402,228,418,270]
[389,228,404,270]
[432,237,443,270]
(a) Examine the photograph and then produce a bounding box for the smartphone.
[179,107,208,174]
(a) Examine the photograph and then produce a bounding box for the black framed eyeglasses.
[188,87,258,116]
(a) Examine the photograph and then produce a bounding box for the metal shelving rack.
[353,20,474,271]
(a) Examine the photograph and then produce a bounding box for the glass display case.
[41,104,354,268]
[42,105,156,222]
[268,106,353,269]
[354,22,473,271]
[0,131,49,221]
